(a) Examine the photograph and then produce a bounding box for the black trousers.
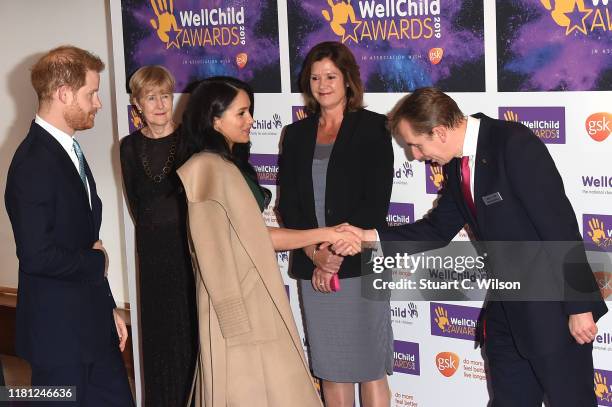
[485,303,597,407]
[30,343,133,407]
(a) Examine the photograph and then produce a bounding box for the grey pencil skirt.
[299,276,394,383]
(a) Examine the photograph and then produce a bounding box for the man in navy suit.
[341,88,607,406]
[5,46,133,406]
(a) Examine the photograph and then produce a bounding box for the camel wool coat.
[177,152,322,407]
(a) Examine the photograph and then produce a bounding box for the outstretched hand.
[334,224,378,246]
[324,224,362,256]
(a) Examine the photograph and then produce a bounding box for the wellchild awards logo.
[583,214,612,252]
[425,162,444,194]
[320,0,443,45]
[122,0,281,92]
[393,340,420,375]
[249,154,279,185]
[148,0,247,51]
[387,202,415,226]
[541,0,611,36]
[595,369,612,406]
[127,105,145,133]
[291,106,309,122]
[288,0,484,93]
[430,302,480,341]
[499,107,565,144]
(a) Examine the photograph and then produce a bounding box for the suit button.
[326,209,332,215]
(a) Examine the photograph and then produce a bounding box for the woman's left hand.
[312,267,334,293]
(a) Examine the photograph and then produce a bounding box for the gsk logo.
[586,112,611,142]
[428,47,443,65]
[435,352,459,377]
[236,53,248,69]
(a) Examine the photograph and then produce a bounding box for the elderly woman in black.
[119,65,197,406]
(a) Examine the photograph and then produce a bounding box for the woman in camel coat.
[176,77,360,406]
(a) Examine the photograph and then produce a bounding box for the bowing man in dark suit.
[340,88,607,407]
[5,46,133,406]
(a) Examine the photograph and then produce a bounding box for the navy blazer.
[278,109,394,279]
[5,122,117,367]
[380,114,607,357]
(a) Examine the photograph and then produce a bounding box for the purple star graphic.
[166,26,182,49]
[341,19,361,44]
[563,3,592,35]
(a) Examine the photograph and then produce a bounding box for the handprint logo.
[429,164,444,189]
[540,0,592,35]
[129,106,144,130]
[294,108,308,121]
[273,114,283,129]
[594,372,612,401]
[407,302,419,318]
[434,306,450,331]
[277,251,290,263]
[403,162,413,177]
[588,217,609,246]
[149,0,180,45]
[504,110,519,122]
[322,0,360,38]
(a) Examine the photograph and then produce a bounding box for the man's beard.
[64,101,95,131]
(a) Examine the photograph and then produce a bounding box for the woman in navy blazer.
[278,42,394,407]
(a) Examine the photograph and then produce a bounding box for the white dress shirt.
[461,115,481,197]
[373,116,482,242]
[35,115,91,207]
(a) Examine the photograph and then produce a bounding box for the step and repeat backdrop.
[110,0,611,405]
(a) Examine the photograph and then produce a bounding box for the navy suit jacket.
[380,114,607,357]
[5,122,117,367]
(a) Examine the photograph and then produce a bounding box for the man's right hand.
[335,224,378,245]
[93,240,109,278]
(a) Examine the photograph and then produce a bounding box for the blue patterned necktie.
[72,139,89,194]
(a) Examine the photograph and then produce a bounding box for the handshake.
[320,223,378,256]
[310,224,377,293]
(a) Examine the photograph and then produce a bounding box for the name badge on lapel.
[482,192,503,206]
